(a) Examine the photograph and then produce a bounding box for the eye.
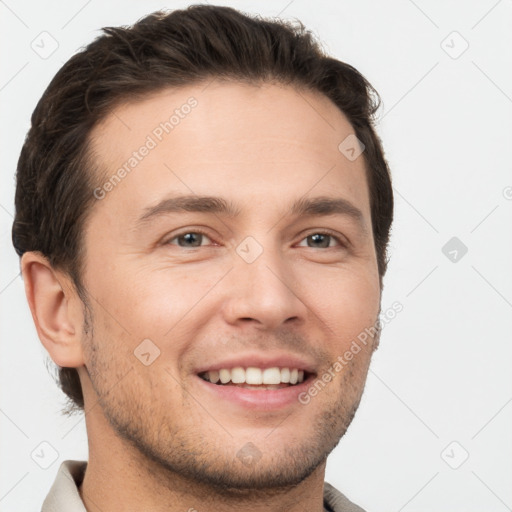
[297,233,343,249]
[167,231,213,248]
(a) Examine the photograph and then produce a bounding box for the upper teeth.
[202,367,305,385]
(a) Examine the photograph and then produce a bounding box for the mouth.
[194,365,317,410]
[193,353,319,410]
[198,366,314,389]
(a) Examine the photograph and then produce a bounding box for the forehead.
[88,80,370,221]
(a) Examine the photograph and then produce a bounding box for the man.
[12,5,393,511]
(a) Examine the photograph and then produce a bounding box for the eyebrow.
[138,195,241,223]
[137,194,367,232]
[290,196,365,226]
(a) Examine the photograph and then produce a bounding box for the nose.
[220,246,308,331]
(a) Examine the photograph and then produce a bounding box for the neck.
[79,408,327,512]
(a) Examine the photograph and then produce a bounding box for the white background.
[1,1,511,510]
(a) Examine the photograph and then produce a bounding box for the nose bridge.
[222,236,306,329]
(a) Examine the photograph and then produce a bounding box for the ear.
[21,252,85,368]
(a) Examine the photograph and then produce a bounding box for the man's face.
[79,81,381,490]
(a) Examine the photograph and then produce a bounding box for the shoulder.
[323,481,367,512]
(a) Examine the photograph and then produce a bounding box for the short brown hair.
[12,4,393,414]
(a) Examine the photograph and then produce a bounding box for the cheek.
[91,260,230,340]
[295,265,380,341]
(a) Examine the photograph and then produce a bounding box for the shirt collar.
[42,460,365,512]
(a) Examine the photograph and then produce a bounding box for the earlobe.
[21,252,85,368]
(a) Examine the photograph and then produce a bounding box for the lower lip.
[195,375,315,411]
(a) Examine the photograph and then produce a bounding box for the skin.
[22,80,381,512]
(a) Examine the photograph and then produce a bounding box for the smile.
[196,367,317,410]
[198,366,310,388]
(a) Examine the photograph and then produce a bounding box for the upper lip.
[194,351,318,375]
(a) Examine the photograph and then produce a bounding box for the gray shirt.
[41,460,366,512]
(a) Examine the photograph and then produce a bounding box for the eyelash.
[165,229,216,247]
[297,230,347,248]
[164,229,347,249]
